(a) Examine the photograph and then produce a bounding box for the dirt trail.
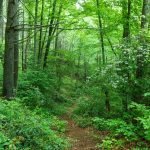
[62,106,100,150]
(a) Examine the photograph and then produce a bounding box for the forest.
[0,0,150,149]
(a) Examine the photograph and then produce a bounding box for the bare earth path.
[62,105,100,150]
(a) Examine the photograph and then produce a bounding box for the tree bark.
[14,7,19,90]
[21,8,25,71]
[84,56,87,82]
[141,0,149,29]
[0,0,3,40]
[120,0,131,110]
[3,0,19,99]
[40,2,52,59]
[122,0,131,39]
[105,90,110,112]
[133,0,150,103]
[43,0,57,68]
[38,0,44,64]
[96,0,105,65]
[34,0,39,61]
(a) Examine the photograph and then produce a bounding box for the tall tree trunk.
[77,49,81,80]
[22,8,25,71]
[14,5,19,90]
[134,0,150,103]
[54,1,63,91]
[40,2,52,59]
[105,90,110,112]
[96,0,105,65]
[122,0,131,39]
[55,31,62,92]
[43,0,57,68]
[121,0,131,111]
[141,0,150,29]
[38,0,44,64]
[34,0,39,61]
[3,0,18,99]
[23,14,32,71]
[0,0,3,40]
[83,55,87,82]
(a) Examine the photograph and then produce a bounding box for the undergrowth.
[0,99,69,149]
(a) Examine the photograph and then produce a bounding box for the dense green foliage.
[0,0,150,149]
[0,99,68,149]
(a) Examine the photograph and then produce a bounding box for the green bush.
[0,99,69,150]
[92,117,138,140]
[18,70,69,109]
[0,132,10,149]
[18,86,46,107]
[72,115,92,128]
[92,117,108,131]
[129,102,150,141]
[18,70,58,107]
[97,137,124,150]
[92,103,150,149]
[73,96,106,117]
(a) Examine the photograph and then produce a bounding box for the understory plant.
[0,99,69,150]
[93,102,150,149]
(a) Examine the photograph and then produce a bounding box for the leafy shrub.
[97,137,123,150]
[0,132,11,149]
[92,103,150,149]
[72,115,92,128]
[92,117,108,131]
[18,70,69,109]
[0,99,69,149]
[18,86,46,107]
[74,74,123,118]
[92,117,138,140]
[73,96,106,117]
[129,102,150,141]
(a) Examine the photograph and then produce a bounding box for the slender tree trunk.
[34,0,39,61]
[43,0,57,68]
[54,2,62,57]
[122,0,131,39]
[122,92,128,111]
[83,55,87,82]
[38,0,44,64]
[23,14,32,71]
[0,0,3,40]
[3,0,18,99]
[134,0,150,103]
[141,0,149,29]
[96,0,105,65]
[105,90,110,112]
[121,0,131,111]
[22,8,25,71]
[77,49,81,80]
[40,2,52,58]
[55,31,61,92]
[54,8,66,91]
[106,36,117,56]
[24,41,28,71]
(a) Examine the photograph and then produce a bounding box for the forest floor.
[61,103,150,150]
[61,105,101,150]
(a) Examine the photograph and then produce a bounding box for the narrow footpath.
[62,106,100,150]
